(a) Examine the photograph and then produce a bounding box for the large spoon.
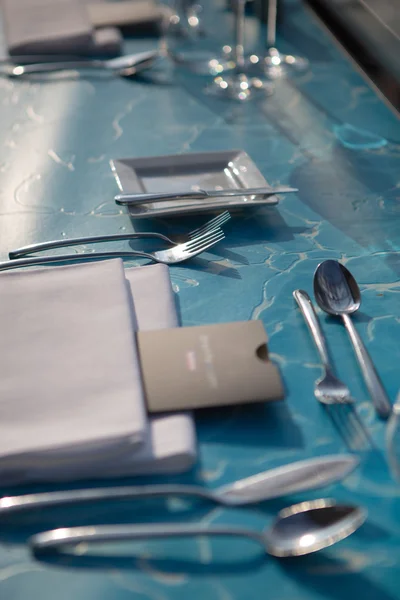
[314,260,391,419]
[4,50,159,77]
[0,455,357,515]
[30,498,367,557]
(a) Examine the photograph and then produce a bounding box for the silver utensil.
[4,50,159,77]
[386,390,400,481]
[314,260,391,419]
[30,498,367,557]
[293,290,370,452]
[293,290,353,405]
[0,455,358,515]
[9,212,231,260]
[114,186,298,206]
[0,229,225,272]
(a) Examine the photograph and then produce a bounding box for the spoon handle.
[0,485,213,515]
[342,314,391,419]
[293,290,332,372]
[30,523,262,554]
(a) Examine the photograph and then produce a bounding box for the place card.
[138,320,284,412]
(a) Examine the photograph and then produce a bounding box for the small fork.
[0,229,225,272]
[9,211,231,259]
[293,290,371,451]
[294,290,353,405]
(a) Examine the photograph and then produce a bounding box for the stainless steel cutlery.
[0,228,225,271]
[3,50,159,77]
[30,498,366,558]
[294,288,371,452]
[0,454,358,515]
[314,260,391,419]
[9,212,231,259]
[293,290,354,406]
[114,185,298,206]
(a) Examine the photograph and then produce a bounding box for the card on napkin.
[138,321,284,412]
[0,259,147,480]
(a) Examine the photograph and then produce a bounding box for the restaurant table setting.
[0,0,400,598]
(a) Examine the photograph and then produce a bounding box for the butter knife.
[114,185,298,206]
[0,455,357,515]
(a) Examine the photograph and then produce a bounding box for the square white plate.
[110,150,280,218]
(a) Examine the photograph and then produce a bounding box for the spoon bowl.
[313,260,361,316]
[264,498,366,557]
[314,260,391,419]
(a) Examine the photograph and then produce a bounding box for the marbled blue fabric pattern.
[0,0,399,598]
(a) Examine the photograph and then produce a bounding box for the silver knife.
[0,454,358,514]
[114,185,298,206]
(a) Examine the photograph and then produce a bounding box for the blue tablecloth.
[0,1,400,598]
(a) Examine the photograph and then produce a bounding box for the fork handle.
[342,314,391,419]
[0,251,162,272]
[293,290,332,371]
[9,232,175,259]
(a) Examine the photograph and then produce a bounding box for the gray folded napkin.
[0,259,196,484]
[2,0,122,57]
[1,0,164,58]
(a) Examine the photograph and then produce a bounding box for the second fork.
[9,212,231,259]
[293,289,353,406]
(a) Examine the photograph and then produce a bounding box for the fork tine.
[327,404,371,452]
[326,405,358,451]
[184,227,224,248]
[187,232,225,258]
[346,406,374,450]
[188,212,231,238]
[185,229,225,252]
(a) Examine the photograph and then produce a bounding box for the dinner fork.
[0,228,225,272]
[293,290,370,451]
[294,290,353,405]
[9,211,231,259]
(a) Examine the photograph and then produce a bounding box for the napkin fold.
[0,259,196,485]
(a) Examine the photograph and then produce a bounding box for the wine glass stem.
[266,0,277,49]
[234,0,246,70]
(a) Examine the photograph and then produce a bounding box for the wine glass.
[163,0,235,75]
[207,0,274,100]
[252,0,309,79]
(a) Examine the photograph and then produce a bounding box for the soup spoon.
[30,498,367,557]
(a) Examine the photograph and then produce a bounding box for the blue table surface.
[1,1,400,598]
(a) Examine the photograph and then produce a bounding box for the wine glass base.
[206,73,274,101]
[249,48,309,79]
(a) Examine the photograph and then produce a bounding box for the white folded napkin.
[0,259,147,482]
[39,264,197,480]
[0,259,196,484]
